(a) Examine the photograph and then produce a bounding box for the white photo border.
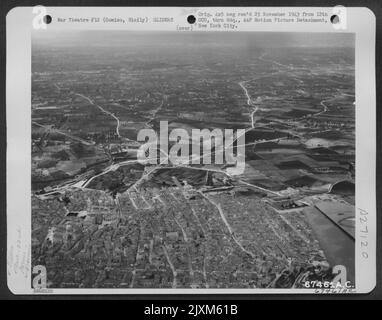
[6,6,376,294]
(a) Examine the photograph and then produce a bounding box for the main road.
[32,121,95,146]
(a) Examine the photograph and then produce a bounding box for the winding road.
[75,93,121,138]
[238,80,258,129]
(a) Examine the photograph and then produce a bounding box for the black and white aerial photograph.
[31,31,356,289]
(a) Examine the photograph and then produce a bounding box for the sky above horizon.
[32,31,355,49]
